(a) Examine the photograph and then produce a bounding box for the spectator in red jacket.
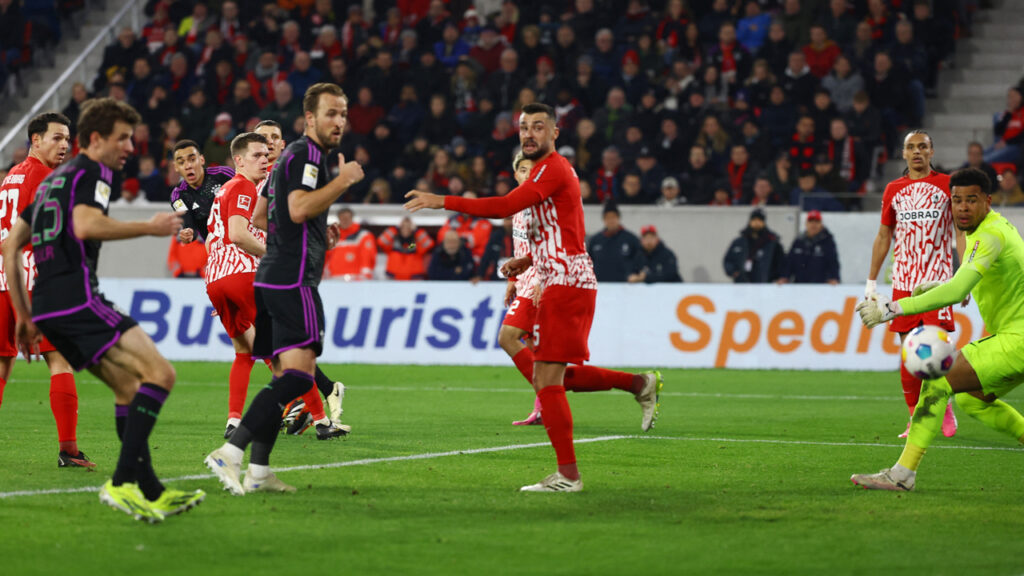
[378,217,435,280]
[802,24,840,79]
[985,87,1024,165]
[325,207,378,280]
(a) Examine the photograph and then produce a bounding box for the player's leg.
[851,336,1004,491]
[499,296,543,424]
[520,285,594,493]
[0,290,19,407]
[44,350,93,467]
[225,326,256,438]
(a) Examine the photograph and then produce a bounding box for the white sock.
[248,463,270,480]
[314,417,330,427]
[890,463,914,479]
[221,443,244,463]
[226,417,241,428]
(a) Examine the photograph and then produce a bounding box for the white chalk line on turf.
[1,434,1020,500]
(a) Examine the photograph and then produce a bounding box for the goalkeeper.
[851,167,1024,491]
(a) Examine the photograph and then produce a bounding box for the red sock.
[511,348,534,384]
[302,385,327,421]
[537,385,575,466]
[263,359,273,369]
[0,376,6,408]
[49,373,79,455]
[564,365,640,393]
[900,361,922,415]
[229,353,255,419]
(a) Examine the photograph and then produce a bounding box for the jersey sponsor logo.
[237,195,252,211]
[896,209,942,222]
[512,227,528,241]
[967,240,980,263]
[302,163,319,188]
[172,199,187,212]
[94,181,111,209]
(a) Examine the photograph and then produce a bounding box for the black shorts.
[252,285,325,360]
[34,295,138,371]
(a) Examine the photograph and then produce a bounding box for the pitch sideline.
[1,434,1020,499]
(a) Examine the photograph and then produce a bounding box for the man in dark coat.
[723,209,787,283]
[782,210,840,284]
[629,226,683,283]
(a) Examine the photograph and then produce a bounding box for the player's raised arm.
[404,182,544,218]
[288,152,364,223]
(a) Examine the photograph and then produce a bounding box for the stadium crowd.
[3,0,973,210]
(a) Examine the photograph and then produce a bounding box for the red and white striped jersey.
[446,151,597,290]
[0,156,50,292]
[880,171,954,292]
[511,208,539,295]
[206,174,265,284]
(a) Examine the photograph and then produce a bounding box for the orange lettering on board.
[953,312,973,349]
[810,297,856,353]
[856,322,873,353]
[670,295,713,352]
[767,311,803,353]
[882,329,902,354]
[716,311,761,367]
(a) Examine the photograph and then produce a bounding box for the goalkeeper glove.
[856,293,903,328]
[911,280,942,296]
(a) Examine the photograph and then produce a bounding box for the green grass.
[1,362,1023,576]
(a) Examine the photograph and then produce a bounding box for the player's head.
[230,132,270,183]
[512,151,535,185]
[901,129,934,176]
[27,112,71,168]
[253,120,285,163]
[172,139,206,187]
[77,98,141,170]
[519,102,559,160]
[950,168,992,233]
[303,82,348,149]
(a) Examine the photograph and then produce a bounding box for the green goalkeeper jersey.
[899,210,1024,334]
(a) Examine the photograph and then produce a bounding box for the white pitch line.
[1,434,1020,500]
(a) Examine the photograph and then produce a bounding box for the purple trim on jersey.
[271,286,320,357]
[115,405,129,417]
[253,221,307,289]
[282,151,294,180]
[33,302,88,322]
[207,166,235,176]
[138,384,170,404]
[307,140,321,165]
[85,331,120,370]
[281,368,314,382]
[99,164,112,183]
[69,169,96,303]
[170,181,187,202]
[88,298,121,328]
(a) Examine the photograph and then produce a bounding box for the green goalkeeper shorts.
[960,332,1024,398]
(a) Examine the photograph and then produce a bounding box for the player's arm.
[405,174,549,218]
[866,222,893,294]
[2,219,41,360]
[73,205,182,241]
[252,195,268,231]
[228,214,266,257]
[3,219,33,323]
[288,153,364,223]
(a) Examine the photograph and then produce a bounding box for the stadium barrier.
[98,279,984,370]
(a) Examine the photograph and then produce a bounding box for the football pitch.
[2,362,1023,576]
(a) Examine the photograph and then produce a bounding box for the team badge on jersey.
[303,163,319,188]
[94,181,111,209]
[237,195,252,211]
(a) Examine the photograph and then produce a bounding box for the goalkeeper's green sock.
[955,393,1024,443]
[896,377,953,471]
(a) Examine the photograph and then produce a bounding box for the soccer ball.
[902,325,956,380]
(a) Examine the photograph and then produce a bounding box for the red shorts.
[207,273,257,338]
[0,290,56,356]
[532,285,595,365]
[501,295,537,333]
[889,288,955,333]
